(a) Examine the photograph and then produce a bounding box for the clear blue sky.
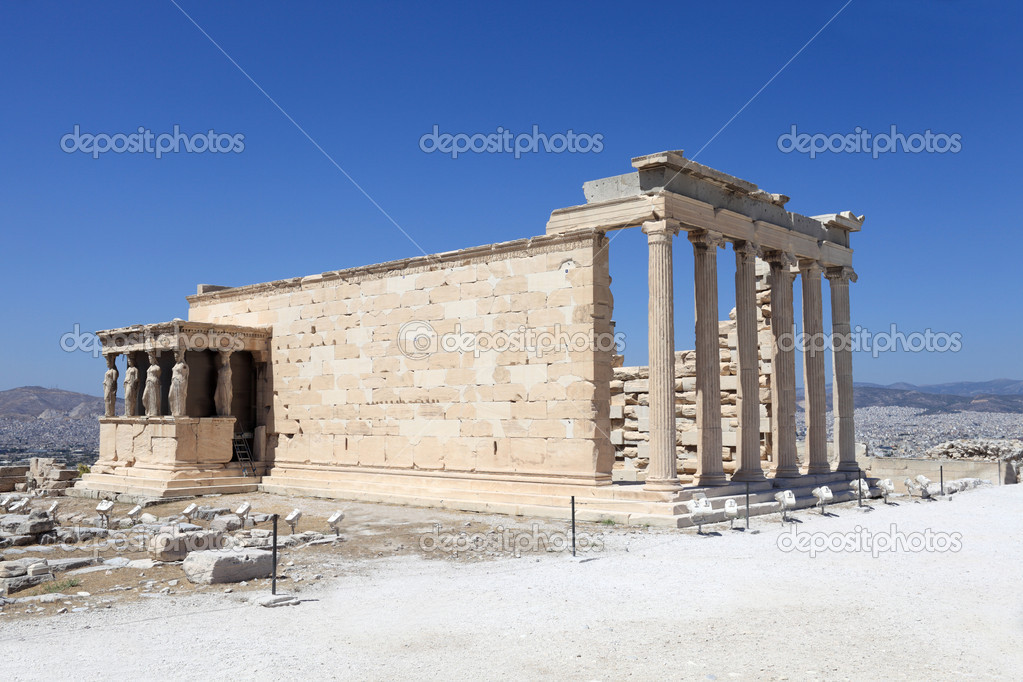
[1,1,1020,396]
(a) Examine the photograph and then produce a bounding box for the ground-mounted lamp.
[878,479,895,504]
[285,509,302,535]
[723,499,739,530]
[127,504,143,524]
[774,490,796,522]
[915,475,936,499]
[46,501,59,518]
[96,499,115,528]
[686,494,713,535]
[811,486,834,514]
[327,511,345,538]
[9,498,28,513]
[235,502,252,523]
[181,503,198,521]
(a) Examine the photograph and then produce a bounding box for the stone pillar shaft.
[766,253,800,477]
[828,266,858,472]
[731,242,765,482]
[800,260,830,474]
[690,230,727,486]
[643,221,681,491]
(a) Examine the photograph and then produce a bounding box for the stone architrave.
[169,349,189,418]
[215,350,233,417]
[142,351,162,417]
[102,355,119,418]
[123,354,139,417]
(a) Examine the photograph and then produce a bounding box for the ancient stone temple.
[77,151,865,525]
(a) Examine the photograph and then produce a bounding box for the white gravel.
[2,485,1021,680]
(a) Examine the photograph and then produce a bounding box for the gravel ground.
[1,485,1021,680]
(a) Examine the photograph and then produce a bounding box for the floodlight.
[723,499,739,529]
[327,511,345,537]
[685,495,713,534]
[127,504,143,523]
[181,503,198,520]
[285,509,302,534]
[235,502,251,520]
[774,490,796,522]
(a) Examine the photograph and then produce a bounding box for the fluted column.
[765,252,799,477]
[827,266,858,472]
[731,241,765,482]
[643,220,682,491]
[690,230,727,486]
[799,259,829,474]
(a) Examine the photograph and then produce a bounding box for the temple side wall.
[186,230,615,483]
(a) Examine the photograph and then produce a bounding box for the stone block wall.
[187,229,616,483]
[611,259,774,480]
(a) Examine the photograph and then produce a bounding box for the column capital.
[641,219,680,238]
[762,249,797,269]
[732,240,761,260]
[825,265,858,283]
[688,229,724,248]
[797,258,824,276]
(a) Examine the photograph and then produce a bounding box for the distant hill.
[855,379,1023,396]
[0,386,119,420]
[851,387,1023,414]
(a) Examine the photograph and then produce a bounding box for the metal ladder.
[232,434,255,477]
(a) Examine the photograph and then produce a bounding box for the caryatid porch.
[80,320,271,498]
[547,150,864,491]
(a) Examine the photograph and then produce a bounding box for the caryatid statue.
[123,354,139,416]
[214,350,233,417]
[142,351,162,417]
[102,355,119,418]
[169,349,189,417]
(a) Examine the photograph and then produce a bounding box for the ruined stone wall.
[610,259,774,480]
[187,229,616,483]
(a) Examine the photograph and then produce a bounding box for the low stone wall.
[0,460,79,495]
[860,456,1013,485]
[610,259,773,481]
[0,466,30,493]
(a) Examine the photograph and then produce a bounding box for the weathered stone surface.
[210,514,243,533]
[182,549,273,585]
[148,531,225,562]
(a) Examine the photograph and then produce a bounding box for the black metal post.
[858,468,863,507]
[571,496,576,557]
[940,465,944,495]
[745,482,750,530]
[271,513,278,596]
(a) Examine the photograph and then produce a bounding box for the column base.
[644,477,683,492]
[770,466,802,479]
[835,461,861,473]
[730,470,766,483]
[802,464,832,475]
[695,473,729,487]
